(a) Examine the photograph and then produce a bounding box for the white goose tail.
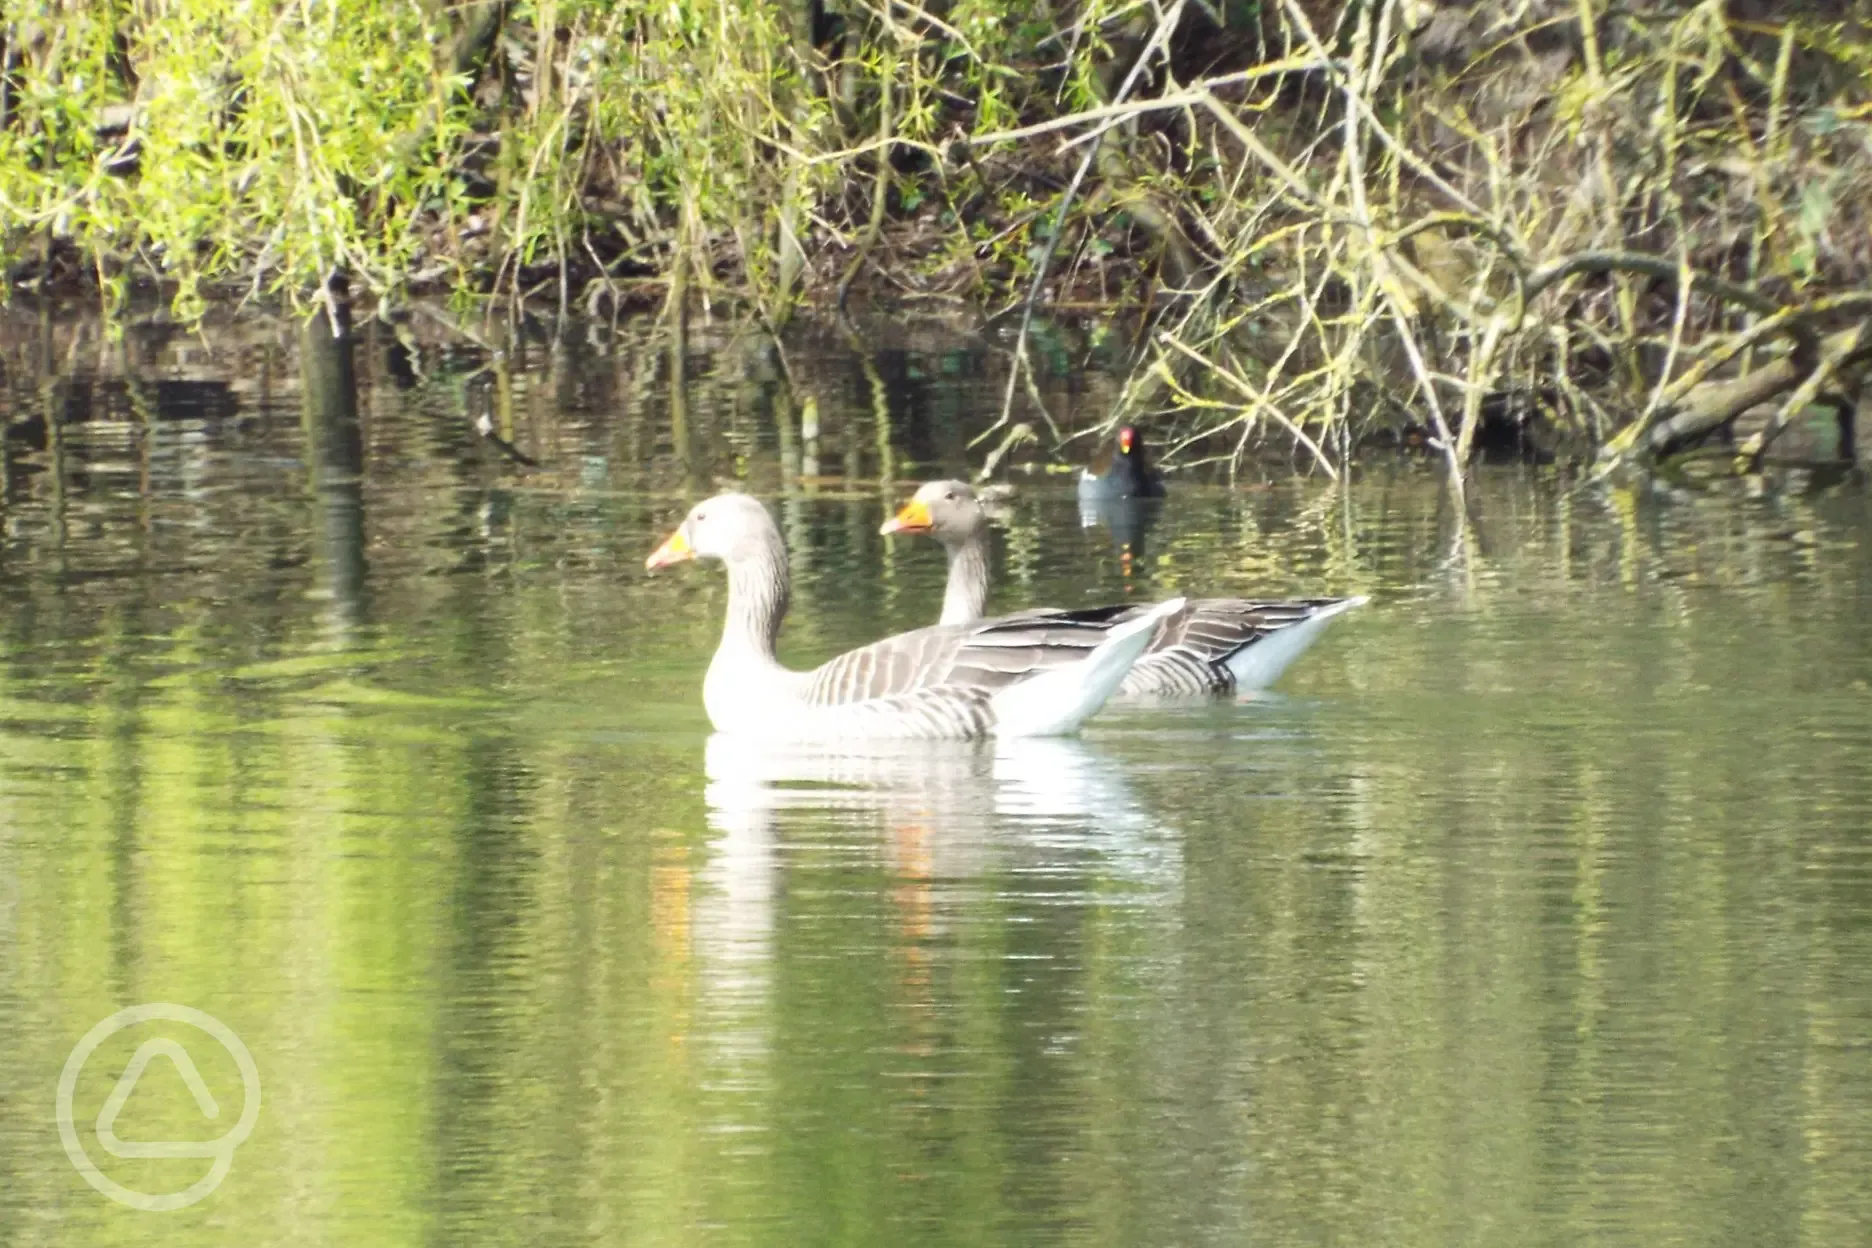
[1226,595,1369,691]
[990,597,1186,738]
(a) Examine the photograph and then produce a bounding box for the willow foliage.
[0,0,1127,316]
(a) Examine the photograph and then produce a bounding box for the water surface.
[1,306,1870,1245]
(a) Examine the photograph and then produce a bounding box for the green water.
[2,310,1871,1245]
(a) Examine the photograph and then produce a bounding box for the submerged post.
[300,273,367,629]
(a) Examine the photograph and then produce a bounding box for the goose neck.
[940,530,990,626]
[719,541,790,661]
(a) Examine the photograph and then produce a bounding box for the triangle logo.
[95,1039,224,1160]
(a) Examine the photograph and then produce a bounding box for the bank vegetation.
[4,1,1872,478]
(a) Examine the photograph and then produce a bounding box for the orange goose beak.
[880,499,933,535]
[645,529,693,570]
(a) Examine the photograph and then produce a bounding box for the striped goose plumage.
[645,492,1184,739]
[881,480,1367,696]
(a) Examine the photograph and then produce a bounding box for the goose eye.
[944,492,956,502]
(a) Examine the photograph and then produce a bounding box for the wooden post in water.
[38,303,66,558]
[301,275,367,630]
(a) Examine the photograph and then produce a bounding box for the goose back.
[1122,597,1366,695]
[883,482,1365,695]
[800,605,1143,703]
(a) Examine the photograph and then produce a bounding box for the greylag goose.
[645,492,1185,739]
[1078,424,1166,501]
[882,480,1367,695]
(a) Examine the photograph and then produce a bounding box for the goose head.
[646,493,778,569]
[880,480,988,547]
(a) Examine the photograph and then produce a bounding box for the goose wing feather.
[815,685,998,739]
[1151,598,1353,658]
[1121,596,1365,696]
[800,596,1360,706]
[802,605,1147,704]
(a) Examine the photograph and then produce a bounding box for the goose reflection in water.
[689,733,1179,1099]
[703,733,1172,880]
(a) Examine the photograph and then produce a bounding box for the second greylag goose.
[645,493,1185,739]
[882,480,1367,695]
